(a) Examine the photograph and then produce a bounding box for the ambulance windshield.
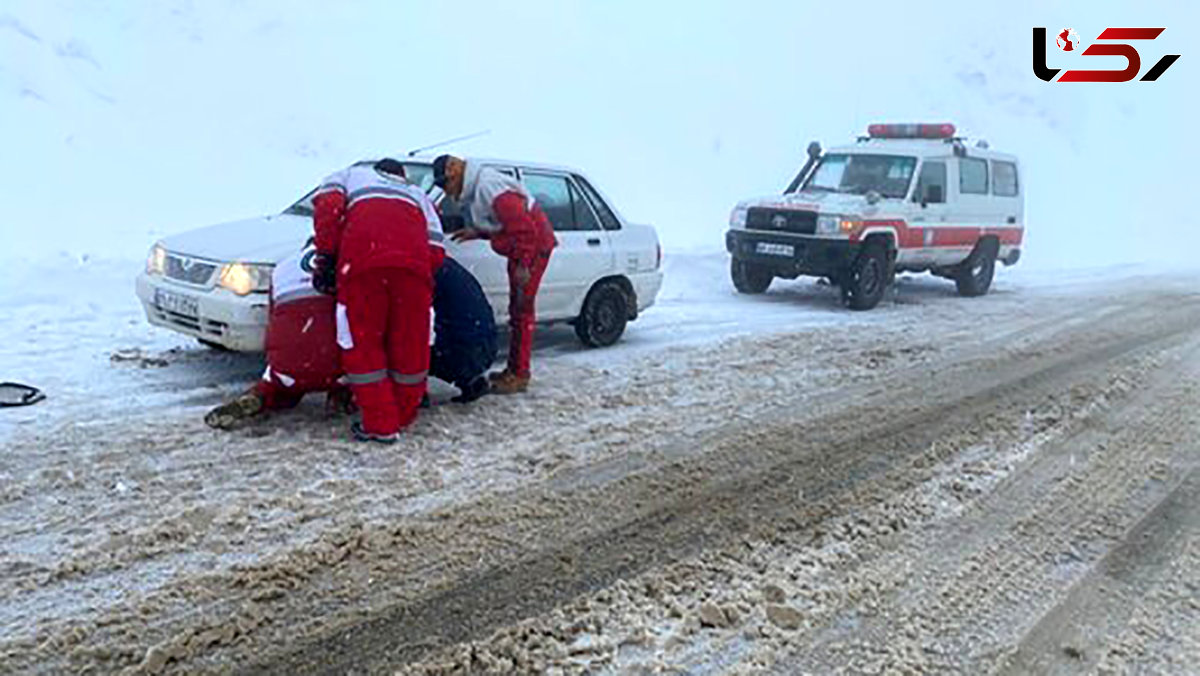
[282,162,438,216]
[802,154,917,199]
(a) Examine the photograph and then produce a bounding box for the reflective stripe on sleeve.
[273,288,328,305]
[345,369,389,385]
[389,370,428,385]
[346,186,421,209]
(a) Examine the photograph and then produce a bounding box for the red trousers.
[338,267,432,435]
[506,253,551,378]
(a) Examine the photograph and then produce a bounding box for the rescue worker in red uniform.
[432,155,557,394]
[203,244,350,429]
[312,158,445,443]
[203,242,497,430]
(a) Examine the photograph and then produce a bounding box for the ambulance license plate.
[755,242,795,257]
[155,289,199,318]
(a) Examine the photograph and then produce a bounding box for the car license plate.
[154,289,199,318]
[755,242,795,257]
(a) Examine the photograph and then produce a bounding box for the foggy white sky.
[0,0,1196,267]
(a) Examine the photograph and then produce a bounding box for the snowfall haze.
[1,0,1197,269]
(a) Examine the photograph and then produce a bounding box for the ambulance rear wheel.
[731,259,773,294]
[955,240,998,297]
[845,240,889,311]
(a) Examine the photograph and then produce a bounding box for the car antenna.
[407,129,492,157]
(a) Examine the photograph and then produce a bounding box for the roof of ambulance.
[827,138,1017,161]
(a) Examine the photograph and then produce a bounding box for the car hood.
[738,191,891,216]
[159,214,311,264]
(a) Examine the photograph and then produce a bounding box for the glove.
[312,253,337,295]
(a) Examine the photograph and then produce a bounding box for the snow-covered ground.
[0,246,1174,444]
[2,1,1199,672]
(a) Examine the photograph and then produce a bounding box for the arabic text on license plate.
[756,242,795,257]
[155,289,199,318]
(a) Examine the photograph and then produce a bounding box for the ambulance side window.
[914,160,947,204]
[959,158,989,195]
[993,161,1019,197]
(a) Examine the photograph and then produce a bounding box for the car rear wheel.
[955,240,998,297]
[731,259,773,294]
[575,281,629,348]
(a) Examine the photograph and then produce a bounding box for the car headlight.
[219,262,273,296]
[146,243,167,276]
[816,214,861,236]
[729,205,748,228]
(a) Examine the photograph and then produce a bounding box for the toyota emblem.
[771,214,787,229]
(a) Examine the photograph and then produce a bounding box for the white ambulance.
[726,123,1023,309]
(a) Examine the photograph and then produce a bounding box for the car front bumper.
[135,273,269,352]
[726,229,860,278]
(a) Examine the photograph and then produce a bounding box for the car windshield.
[281,162,437,216]
[801,153,917,199]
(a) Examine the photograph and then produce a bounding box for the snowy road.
[1,255,1199,674]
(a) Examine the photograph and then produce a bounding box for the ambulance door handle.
[912,216,927,222]
[1007,216,1016,224]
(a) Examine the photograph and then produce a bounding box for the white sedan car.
[136,158,664,352]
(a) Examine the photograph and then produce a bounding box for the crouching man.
[205,246,497,429]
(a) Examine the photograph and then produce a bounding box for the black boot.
[451,375,490,404]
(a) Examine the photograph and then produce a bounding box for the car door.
[443,165,516,324]
[520,169,615,321]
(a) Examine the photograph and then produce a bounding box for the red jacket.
[313,164,446,278]
[490,192,557,261]
[464,165,557,262]
[262,247,340,392]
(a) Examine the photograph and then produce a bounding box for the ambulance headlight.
[146,243,167,276]
[817,214,861,236]
[729,205,748,228]
[219,262,273,296]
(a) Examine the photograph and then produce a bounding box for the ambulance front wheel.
[844,240,889,311]
[731,259,773,294]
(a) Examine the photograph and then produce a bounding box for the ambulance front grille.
[746,208,817,235]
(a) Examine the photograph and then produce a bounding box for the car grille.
[746,208,817,235]
[149,305,229,337]
[165,254,218,285]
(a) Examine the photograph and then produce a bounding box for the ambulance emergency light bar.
[867,123,956,139]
